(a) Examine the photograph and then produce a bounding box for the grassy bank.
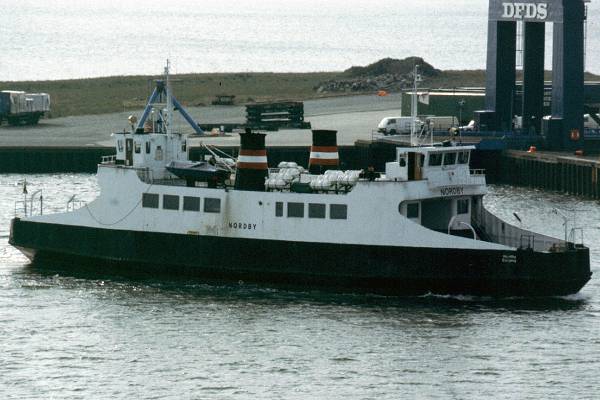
[2,68,598,119]
[0,72,339,119]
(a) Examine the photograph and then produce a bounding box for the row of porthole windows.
[275,202,347,220]
[142,193,221,213]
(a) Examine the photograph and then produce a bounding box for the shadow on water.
[18,261,590,315]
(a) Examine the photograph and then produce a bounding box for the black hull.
[9,218,592,297]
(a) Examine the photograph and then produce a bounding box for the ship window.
[330,204,347,220]
[117,140,123,152]
[399,157,407,167]
[146,141,151,154]
[135,142,141,154]
[443,152,456,166]
[182,141,187,152]
[287,202,304,218]
[163,195,179,210]
[407,203,419,219]
[457,199,469,215]
[458,151,470,164]
[183,196,200,212]
[204,198,221,213]
[309,203,326,219]
[429,153,442,166]
[155,146,163,161]
[275,202,283,217]
[388,119,396,124]
[142,193,159,209]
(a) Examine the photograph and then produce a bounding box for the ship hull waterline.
[9,218,591,297]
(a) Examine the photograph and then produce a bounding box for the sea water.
[0,173,599,399]
[1,0,600,81]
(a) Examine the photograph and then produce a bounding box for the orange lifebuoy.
[570,129,580,141]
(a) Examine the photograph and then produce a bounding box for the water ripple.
[0,176,599,399]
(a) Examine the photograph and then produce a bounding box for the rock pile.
[315,73,411,93]
[315,57,439,94]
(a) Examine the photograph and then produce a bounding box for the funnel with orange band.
[235,131,268,191]
[308,130,339,174]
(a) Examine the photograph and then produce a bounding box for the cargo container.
[0,91,50,126]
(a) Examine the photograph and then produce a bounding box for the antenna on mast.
[410,64,421,146]
[165,59,173,136]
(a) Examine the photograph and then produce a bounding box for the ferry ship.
[9,65,591,297]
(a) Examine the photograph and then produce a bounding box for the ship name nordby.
[440,187,464,196]
[228,222,257,230]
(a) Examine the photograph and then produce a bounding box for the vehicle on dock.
[8,63,591,297]
[423,116,459,132]
[0,91,50,126]
[377,116,422,135]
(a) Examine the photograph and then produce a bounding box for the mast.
[165,59,173,136]
[399,89,403,118]
[410,64,420,146]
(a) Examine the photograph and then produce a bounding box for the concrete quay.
[2,92,600,200]
[0,93,404,148]
[0,93,403,173]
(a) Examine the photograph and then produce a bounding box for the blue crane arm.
[171,96,204,135]
[136,88,160,131]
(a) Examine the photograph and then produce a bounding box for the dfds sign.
[503,3,548,20]
[489,0,563,22]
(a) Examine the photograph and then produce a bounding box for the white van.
[377,117,422,135]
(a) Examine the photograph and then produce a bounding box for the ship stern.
[516,245,592,296]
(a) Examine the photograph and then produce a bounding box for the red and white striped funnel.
[309,130,339,174]
[235,130,268,191]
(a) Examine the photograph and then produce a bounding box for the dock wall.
[499,150,600,199]
[0,147,114,173]
[1,145,599,200]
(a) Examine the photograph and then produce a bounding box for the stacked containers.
[234,131,268,191]
[0,92,10,116]
[26,93,51,112]
[308,130,339,174]
[6,91,26,114]
[0,91,50,114]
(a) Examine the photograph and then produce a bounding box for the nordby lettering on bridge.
[440,187,465,196]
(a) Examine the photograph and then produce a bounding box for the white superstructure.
[25,137,513,252]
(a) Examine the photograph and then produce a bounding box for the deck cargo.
[0,90,50,126]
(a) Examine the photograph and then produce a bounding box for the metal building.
[476,0,587,150]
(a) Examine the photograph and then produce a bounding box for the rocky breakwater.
[315,57,440,94]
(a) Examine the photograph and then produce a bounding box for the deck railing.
[135,168,154,184]
[13,189,44,218]
[473,206,566,252]
[66,195,85,212]
[101,155,116,164]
